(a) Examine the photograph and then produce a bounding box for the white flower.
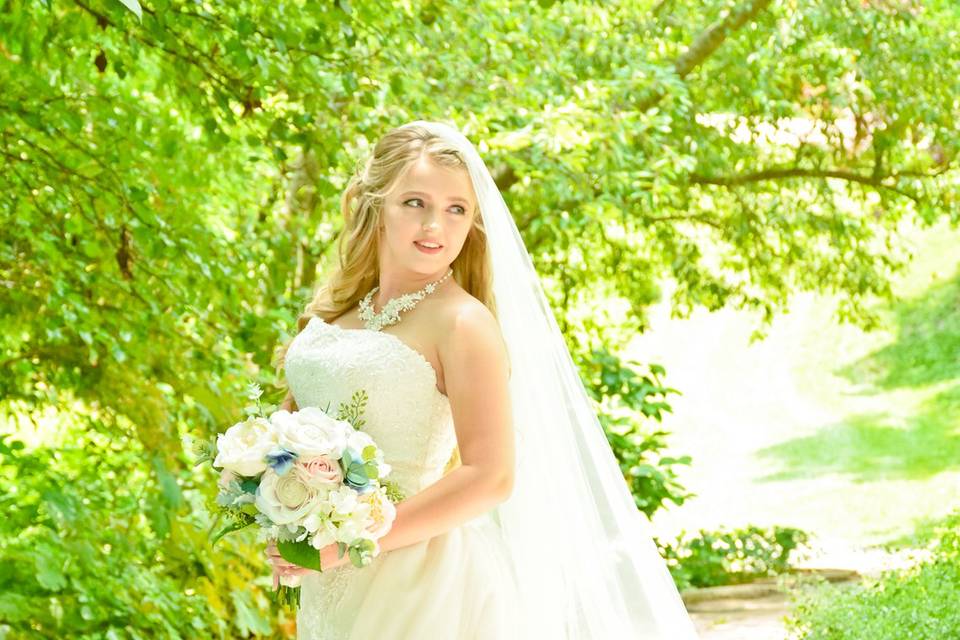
[325,484,361,518]
[271,407,350,459]
[213,416,278,476]
[335,518,367,543]
[345,429,375,453]
[308,518,339,550]
[359,488,397,539]
[256,467,325,527]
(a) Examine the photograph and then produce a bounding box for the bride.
[269,120,700,639]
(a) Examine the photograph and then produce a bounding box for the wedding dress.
[283,315,521,640]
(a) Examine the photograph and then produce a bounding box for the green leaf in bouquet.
[335,389,369,429]
[258,402,278,415]
[245,382,264,401]
[345,465,369,486]
[210,514,255,546]
[183,433,217,466]
[361,445,377,462]
[382,479,406,503]
[363,461,379,479]
[239,478,259,494]
[277,539,322,571]
[346,538,377,568]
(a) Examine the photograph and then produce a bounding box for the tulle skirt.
[296,511,520,640]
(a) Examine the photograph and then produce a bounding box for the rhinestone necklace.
[358,268,454,331]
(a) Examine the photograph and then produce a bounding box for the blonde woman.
[269,121,699,639]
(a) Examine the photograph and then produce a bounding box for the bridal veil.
[397,120,700,639]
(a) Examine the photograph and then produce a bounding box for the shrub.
[656,523,810,591]
[784,509,960,640]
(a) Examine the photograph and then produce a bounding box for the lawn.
[631,220,960,551]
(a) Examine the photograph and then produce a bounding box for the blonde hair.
[274,123,499,475]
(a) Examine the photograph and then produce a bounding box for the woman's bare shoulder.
[435,285,495,330]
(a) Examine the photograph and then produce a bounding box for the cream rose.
[255,467,324,527]
[213,416,278,476]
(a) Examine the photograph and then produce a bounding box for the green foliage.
[656,524,811,591]
[840,268,960,393]
[785,510,960,640]
[381,479,406,503]
[577,342,694,517]
[336,390,370,430]
[277,540,321,573]
[753,261,960,558]
[1,0,959,633]
[0,428,278,638]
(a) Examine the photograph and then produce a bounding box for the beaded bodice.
[283,316,456,497]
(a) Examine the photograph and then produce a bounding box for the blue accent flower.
[265,447,298,476]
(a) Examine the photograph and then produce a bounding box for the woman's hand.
[265,541,350,588]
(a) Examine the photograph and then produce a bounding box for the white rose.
[213,416,278,476]
[255,467,325,527]
[345,429,375,452]
[272,408,350,459]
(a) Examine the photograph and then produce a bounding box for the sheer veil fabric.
[398,120,700,638]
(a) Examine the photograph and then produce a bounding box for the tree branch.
[674,0,774,79]
[689,166,930,202]
[638,0,774,112]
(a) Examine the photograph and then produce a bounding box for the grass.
[631,220,960,550]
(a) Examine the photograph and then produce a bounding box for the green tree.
[1,0,957,636]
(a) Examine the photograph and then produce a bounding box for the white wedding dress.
[283,316,521,640]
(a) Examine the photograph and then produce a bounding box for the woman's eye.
[404,198,465,215]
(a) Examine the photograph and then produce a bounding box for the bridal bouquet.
[190,383,405,608]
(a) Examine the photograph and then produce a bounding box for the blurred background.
[1,0,958,638]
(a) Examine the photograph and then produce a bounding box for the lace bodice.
[283,316,457,497]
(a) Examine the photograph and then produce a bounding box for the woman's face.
[379,156,477,276]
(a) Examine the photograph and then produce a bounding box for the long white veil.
[398,120,700,638]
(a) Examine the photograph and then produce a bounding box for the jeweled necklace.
[359,268,454,331]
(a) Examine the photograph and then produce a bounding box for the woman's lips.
[414,241,443,254]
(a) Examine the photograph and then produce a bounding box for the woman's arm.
[371,302,515,555]
[281,389,298,412]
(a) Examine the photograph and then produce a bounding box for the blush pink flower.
[299,455,343,487]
